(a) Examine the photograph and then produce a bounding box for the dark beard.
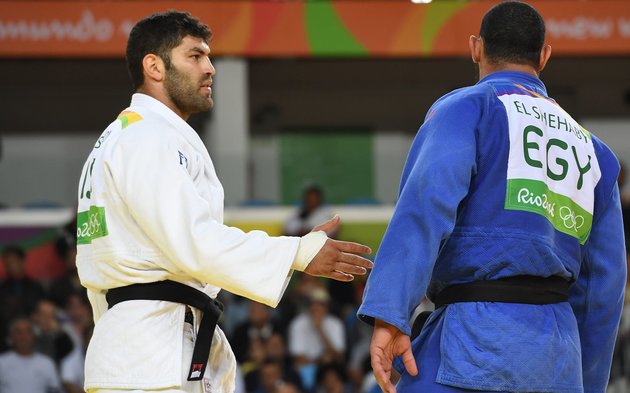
[164,65,213,116]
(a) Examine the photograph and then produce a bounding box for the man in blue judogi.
[358,2,626,393]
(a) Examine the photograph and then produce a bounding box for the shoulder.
[591,133,621,186]
[427,84,495,123]
[118,113,176,142]
[111,113,181,158]
[591,133,619,169]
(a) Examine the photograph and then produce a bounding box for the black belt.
[411,275,570,340]
[106,280,223,381]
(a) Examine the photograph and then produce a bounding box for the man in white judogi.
[76,11,373,393]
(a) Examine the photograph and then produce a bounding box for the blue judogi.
[358,71,626,393]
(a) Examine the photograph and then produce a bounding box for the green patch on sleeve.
[77,206,109,245]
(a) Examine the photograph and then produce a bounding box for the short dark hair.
[480,1,545,68]
[126,11,212,90]
[2,244,26,260]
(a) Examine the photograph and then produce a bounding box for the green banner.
[505,178,592,244]
[280,131,373,205]
[77,206,108,245]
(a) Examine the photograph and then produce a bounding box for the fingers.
[338,252,374,270]
[303,237,372,281]
[328,270,354,282]
[335,261,368,276]
[311,215,340,235]
[333,239,372,255]
[402,346,418,376]
[372,354,396,393]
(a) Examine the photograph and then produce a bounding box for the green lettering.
[557,116,568,132]
[532,105,541,120]
[80,158,95,199]
[572,146,591,190]
[540,111,548,127]
[548,113,556,129]
[546,138,569,181]
[514,101,524,114]
[523,125,543,168]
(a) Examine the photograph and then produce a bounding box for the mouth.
[200,80,212,95]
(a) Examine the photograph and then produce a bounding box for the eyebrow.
[188,47,210,55]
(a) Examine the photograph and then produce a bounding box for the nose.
[204,57,216,76]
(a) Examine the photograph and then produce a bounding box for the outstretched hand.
[304,215,373,281]
[371,319,418,393]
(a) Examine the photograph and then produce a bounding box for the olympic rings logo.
[559,206,584,231]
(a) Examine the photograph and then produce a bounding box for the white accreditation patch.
[499,84,601,244]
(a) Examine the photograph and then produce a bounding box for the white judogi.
[76,94,325,393]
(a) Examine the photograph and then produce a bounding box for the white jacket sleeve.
[107,125,300,307]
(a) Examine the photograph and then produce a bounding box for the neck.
[136,86,189,121]
[478,62,539,80]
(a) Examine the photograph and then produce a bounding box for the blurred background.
[1,1,630,392]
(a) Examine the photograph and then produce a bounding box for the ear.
[538,44,552,72]
[141,54,166,83]
[469,35,482,64]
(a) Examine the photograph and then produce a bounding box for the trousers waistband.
[106,280,223,381]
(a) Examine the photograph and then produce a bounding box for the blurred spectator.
[288,288,345,391]
[243,337,268,391]
[293,275,327,311]
[0,318,63,393]
[219,291,251,339]
[346,315,373,391]
[243,334,304,393]
[254,357,303,393]
[60,343,84,393]
[326,279,357,321]
[31,300,74,367]
[59,293,92,393]
[284,185,334,237]
[48,231,84,309]
[316,363,352,393]
[231,301,283,363]
[64,293,93,347]
[267,333,303,391]
[265,332,296,374]
[0,245,45,352]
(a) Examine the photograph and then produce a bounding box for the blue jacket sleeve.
[357,95,480,335]
[569,184,626,393]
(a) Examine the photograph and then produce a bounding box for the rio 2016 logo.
[78,212,102,239]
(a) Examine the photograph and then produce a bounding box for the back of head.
[126,10,212,90]
[9,317,35,355]
[480,1,545,68]
[2,244,26,278]
[2,244,25,261]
